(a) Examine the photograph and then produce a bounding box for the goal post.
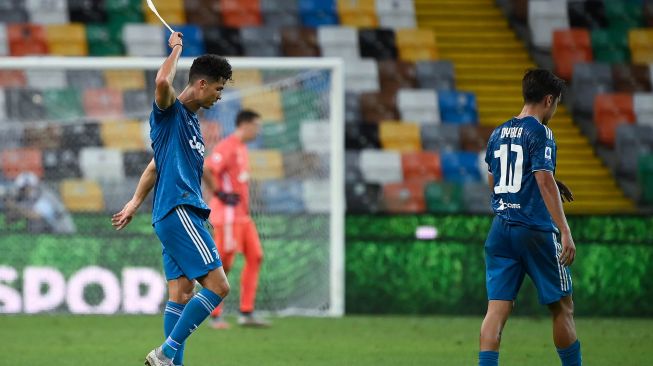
[0,56,345,317]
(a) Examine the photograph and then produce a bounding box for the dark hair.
[522,69,565,104]
[189,54,232,84]
[236,110,261,126]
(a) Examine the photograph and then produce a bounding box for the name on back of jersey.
[500,127,523,139]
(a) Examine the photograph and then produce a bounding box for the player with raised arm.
[202,110,270,329]
[478,69,581,366]
[111,32,232,366]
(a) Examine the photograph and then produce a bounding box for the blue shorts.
[154,205,222,281]
[485,216,572,305]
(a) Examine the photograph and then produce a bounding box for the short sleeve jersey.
[485,116,557,232]
[149,99,210,224]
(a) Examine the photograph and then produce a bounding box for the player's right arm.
[154,32,184,110]
[111,159,157,230]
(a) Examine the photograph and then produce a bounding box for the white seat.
[345,59,379,93]
[302,179,330,213]
[376,0,416,28]
[635,92,653,127]
[318,26,360,61]
[379,14,416,28]
[300,120,330,153]
[0,90,6,122]
[0,24,8,56]
[79,147,125,183]
[123,24,165,56]
[26,0,69,23]
[528,0,569,49]
[26,69,68,89]
[359,149,402,183]
[397,89,440,124]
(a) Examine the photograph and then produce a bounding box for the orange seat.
[401,151,442,182]
[220,0,262,27]
[60,179,105,212]
[594,93,635,146]
[0,71,27,87]
[1,148,43,179]
[629,29,653,64]
[552,29,593,80]
[83,88,124,119]
[379,121,421,152]
[45,24,88,56]
[383,181,426,213]
[337,0,378,27]
[8,24,48,56]
[104,70,146,90]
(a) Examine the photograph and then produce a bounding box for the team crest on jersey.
[189,136,205,155]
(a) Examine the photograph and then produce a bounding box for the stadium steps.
[416,0,636,214]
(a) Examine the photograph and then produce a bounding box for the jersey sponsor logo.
[545,146,552,160]
[497,198,521,210]
[189,136,205,155]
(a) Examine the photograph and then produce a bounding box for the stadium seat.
[66,70,105,90]
[300,120,330,153]
[79,147,125,182]
[360,91,399,123]
[60,179,105,212]
[0,90,6,121]
[122,89,149,116]
[344,59,380,93]
[346,92,362,123]
[0,1,28,23]
[26,0,68,24]
[86,23,123,56]
[528,0,569,49]
[345,123,380,149]
[250,150,284,180]
[401,151,442,183]
[101,177,141,213]
[337,0,378,27]
[438,91,478,124]
[0,125,25,151]
[203,27,243,56]
[424,181,464,213]
[605,1,643,29]
[229,69,263,90]
[346,180,382,213]
[220,0,262,27]
[142,0,185,25]
[7,24,47,56]
[0,71,26,87]
[421,124,461,152]
[1,147,43,179]
[283,151,327,179]
[318,26,360,61]
[459,125,495,152]
[395,28,437,62]
[5,88,46,121]
[639,153,653,203]
[591,27,630,64]
[184,0,221,26]
[383,181,426,213]
[24,124,62,149]
[634,92,653,125]
[103,70,146,91]
[615,124,653,177]
[25,69,67,89]
[379,121,421,152]
[567,0,607,29]
[359,28,397,60]
[359,149,402,183]
[62,122,103,150]
[83,88,124,119]
[259,179,304,213]
[43,88,84,120]
[375,0,416,29]
[261,0,300,27]
[571,62,614,117]
[242,90,283,122]
[240,26,281,57]
[281,27,320,57]
[100,120,147,151]
[645,1,653,27]
[629,29,653,64]
[397,89,440,124]
[440,151,482,183]
[345,150,362,182]
[611,64,652,93]
[552,29,593,80]
[0,24,8,56]
[42,148,80,180]
[68,0,106,23]
[123,150,153,177]
[378,60,417,94]
[463,182,492,213]
[594,93,636,146]
[302,179,330,213]
[298,0,338,27]
[122,23,165,56]
[105,0,143,25]
[415,60,455,91]
[165,25,205,56]
[260,122,302,152]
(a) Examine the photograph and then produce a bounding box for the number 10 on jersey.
[494,144,523,194]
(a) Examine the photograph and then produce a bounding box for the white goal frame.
[0,56,346,317]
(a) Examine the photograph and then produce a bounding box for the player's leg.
[165,275,194,366]
[238,220,269,327]
[479,217,525,366]
[521,229,581,365]
[209,224,237,323]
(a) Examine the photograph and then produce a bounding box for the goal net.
[0,57,344,317]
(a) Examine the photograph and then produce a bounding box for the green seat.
[86,23,124,56]
[260,122,301,152]
[591,28,631,63]
[282,89,325,123]
[424,182,464,213]
[105,0,143,22]
[43,89,83,120]
[638,154,653,204]
[605,2,644,29]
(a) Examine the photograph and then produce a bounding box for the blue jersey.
[150,99,210,224]
[485,116,557,232]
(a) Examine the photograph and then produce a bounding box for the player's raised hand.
[111,200,139,231]
[559,232,576,266]
[168,31,183,49]
[556,179,574,202]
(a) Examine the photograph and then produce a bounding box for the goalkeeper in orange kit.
[203,109,269,328]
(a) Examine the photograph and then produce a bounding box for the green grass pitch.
[1,315,651,365]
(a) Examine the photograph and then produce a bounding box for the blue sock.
[557,340,582,366]
[479,351,499,366]
[163,301,185,366]
[161,288,223,359]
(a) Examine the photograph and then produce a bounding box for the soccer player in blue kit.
[478,69,581,366]
[112,31,232,366]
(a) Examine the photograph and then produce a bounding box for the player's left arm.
[112,159,157,230]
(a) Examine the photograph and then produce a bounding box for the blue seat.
[440,151,481,183]
[166,25,205,56]
[298,0,338,27]
[260,179,305,213]
[438,90,478,124]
